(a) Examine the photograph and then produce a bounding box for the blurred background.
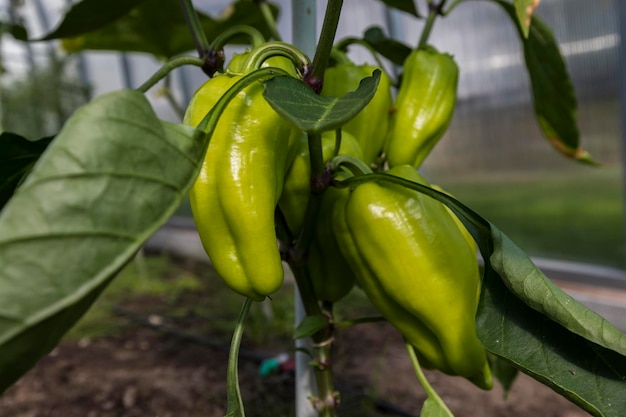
[1,0,624,269]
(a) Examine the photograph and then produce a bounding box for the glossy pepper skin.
[332,165,492,389]
[185,56,301,301]
[385,46,459,169]
[321,54,392,166]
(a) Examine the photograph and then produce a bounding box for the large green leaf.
[433,190,625,417]
[262,70,381,133]
[60,0,278,59]
[0,90,204,394]
[354,173,626,416]
[493,0,594,164]
[0,133,53,211]
[40,0,147,40]
[478,259,626,417]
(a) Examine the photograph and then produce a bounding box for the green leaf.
[489,230,626,356]
[493,0,594,164]
[0,133,53,211]
[40,0,147,40]
[420,397,454,417]
[59,0,278,59]
[478,262,626,417]
[514,0,540,38]
[263,70,381,133]
[363,26,412,66]
[358,173,626,416]
[378,0,421,17]
[0,90,205,394]
[0,21,28,41]
[489,354,519,395]
[294,315,328,339]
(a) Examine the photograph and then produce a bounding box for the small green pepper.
[321,50,392,166]
[385,46,459,168]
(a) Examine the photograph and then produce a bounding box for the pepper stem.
[242,41,311,75]
[406,343,454,416]
[208,25,266,51]
[417,1,442,49]
[136,56,204,93]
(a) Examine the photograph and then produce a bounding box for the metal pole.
[119,54,134,89]
[291,1,318,416]
[616,0,626,267]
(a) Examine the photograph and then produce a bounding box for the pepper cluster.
[185,42,491,389]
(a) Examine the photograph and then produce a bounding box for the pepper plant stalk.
[417,1,443,49]
[308,0,344,91]
[178,0,216,76]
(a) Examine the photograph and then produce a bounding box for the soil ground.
[0,254,590,417]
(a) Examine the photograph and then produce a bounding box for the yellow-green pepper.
[321,51,392,166]
[385,46,459,168]
[185,55,301,301]
[332,165,492,389]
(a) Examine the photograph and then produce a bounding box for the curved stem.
[208,25,266,50]
[406,343,454,416]
[242,41,311,74]
[330,154,373,177]
[331,128,342,157]
[309,0,344,90]
[258,0,283,41]
[136,56,204,93]
[225,298,253,416]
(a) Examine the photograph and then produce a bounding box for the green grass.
[64,253,300,346]
[436,166,625,268]
[64,254,205,340]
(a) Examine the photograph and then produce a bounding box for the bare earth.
[0,256,590,417]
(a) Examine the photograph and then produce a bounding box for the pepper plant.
[0,1,624,416]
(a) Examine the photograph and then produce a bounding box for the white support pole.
[291,1,318,416]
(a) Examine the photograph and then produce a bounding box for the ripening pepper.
[321,51,392,165]
[185,55,301,301]
[385,46,459,169]
[332,165,492,389]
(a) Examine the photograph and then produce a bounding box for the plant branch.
[137,56,204,93]
[179,0,210,58]
[417,5,438,49]
[308,0,344,92]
